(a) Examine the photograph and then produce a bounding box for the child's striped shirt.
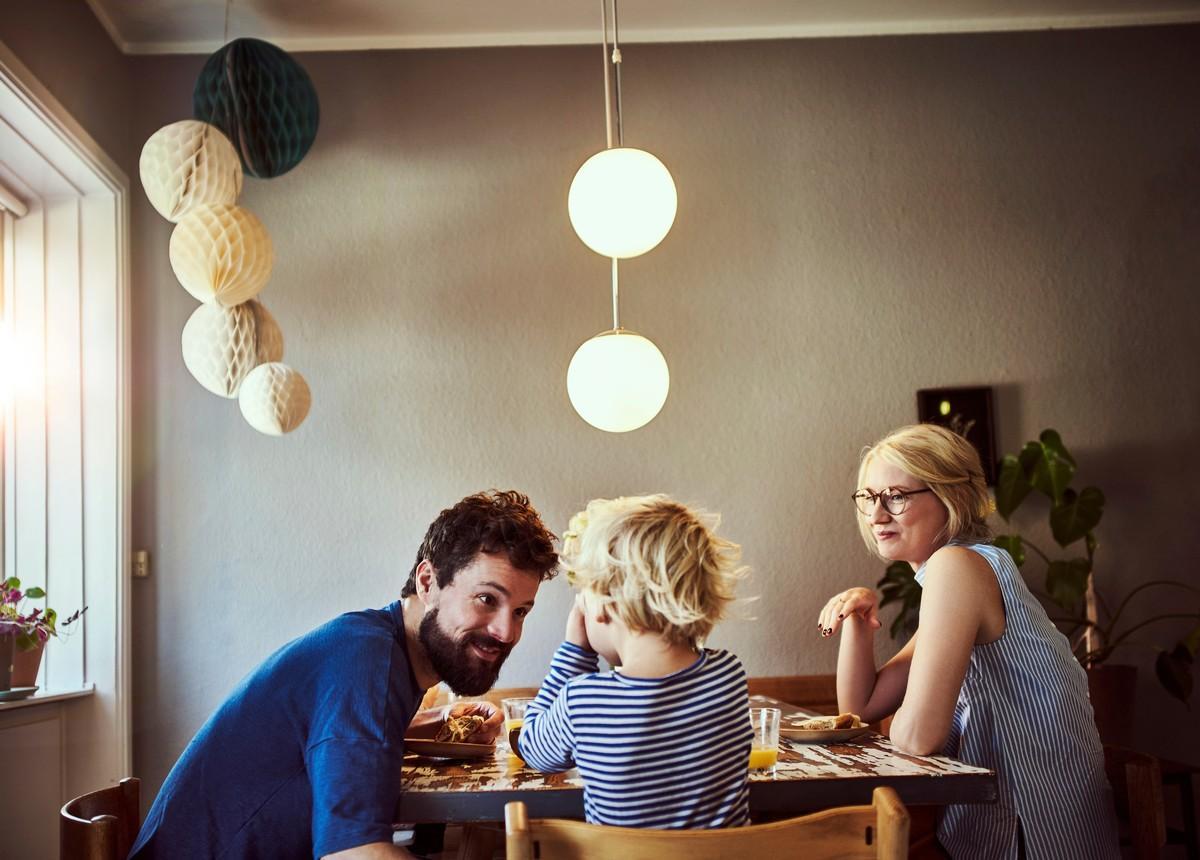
[518,641,751,829]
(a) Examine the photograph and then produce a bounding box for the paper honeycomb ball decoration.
[238,362,311,435]
[180,299,286,398]
[193,38,320,179]
[181,303,257,398]
[246,299,284,364]
[169,204,274,307]
[139,120,243,222]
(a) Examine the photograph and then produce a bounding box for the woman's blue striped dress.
[917,542,1120,859]
[519,642,752,828]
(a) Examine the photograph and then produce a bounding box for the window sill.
[0,684,95,712]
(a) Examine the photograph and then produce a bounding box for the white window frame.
[0,39,131,793]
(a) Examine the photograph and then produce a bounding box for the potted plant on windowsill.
[878,429,1200,745]
[1,577,86,691]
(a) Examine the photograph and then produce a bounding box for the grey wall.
[0,1,132,176]
[5,3,1199,809]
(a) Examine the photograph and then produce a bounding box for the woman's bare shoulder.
[923,545,995,592]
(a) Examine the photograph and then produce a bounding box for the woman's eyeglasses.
[852,487,934,517]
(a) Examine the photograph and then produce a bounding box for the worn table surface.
[397,694,997,823]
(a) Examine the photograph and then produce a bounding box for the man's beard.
[418,608,513,696]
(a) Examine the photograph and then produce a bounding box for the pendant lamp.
[567,2,676,258]
[567,1,672,433]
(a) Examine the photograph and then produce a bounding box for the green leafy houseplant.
[1,576,85,652]
[877,429,1200,704]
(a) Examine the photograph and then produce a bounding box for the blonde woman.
[518,494,752,828]
[819,424,1118,859]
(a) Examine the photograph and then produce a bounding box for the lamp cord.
[612,259,620,330]
[600,0,624,331]
[601,0,612,150]
[612,0,623,148]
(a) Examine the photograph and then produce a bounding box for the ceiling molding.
[86,1,1200,56]
[83,0,135,55]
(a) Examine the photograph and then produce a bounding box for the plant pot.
[10,639,44,688]
[1087,664,1137,748]
[0,634,13,691]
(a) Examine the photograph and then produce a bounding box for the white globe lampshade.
[568,148,677,259]
[567,330,669,433]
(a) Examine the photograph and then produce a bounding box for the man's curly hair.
[401,490,558,597]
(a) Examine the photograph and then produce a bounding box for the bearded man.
[130,490,558,860]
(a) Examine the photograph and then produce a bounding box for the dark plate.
[404,738,494,759]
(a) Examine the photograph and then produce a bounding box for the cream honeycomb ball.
[140,120,243,222]
[238,362,311,435]
[246,299,284,364]
[180,303,258,398]
[169,204,274,307]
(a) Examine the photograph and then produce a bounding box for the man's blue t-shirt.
[130,602,423,859]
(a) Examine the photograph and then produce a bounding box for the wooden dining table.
[397,694,998,828]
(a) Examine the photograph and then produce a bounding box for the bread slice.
[790,712,864,731]
[435,714,484,743]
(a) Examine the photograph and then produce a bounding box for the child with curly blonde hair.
[517,494,752,828]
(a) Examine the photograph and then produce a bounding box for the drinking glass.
[501,697,535,756]
[749,707,781,772]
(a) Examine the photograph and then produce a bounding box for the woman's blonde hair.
[560,495,746,648]
[856,423,992,556]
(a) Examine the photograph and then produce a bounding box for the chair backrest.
[60,777,140,860]
[747,675,838,714]
[505,785,909,860]
[1104,745,1165,860]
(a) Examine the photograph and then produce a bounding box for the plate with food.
[404,739,494,759]
[404,713,495,759]
[780,713,871,743]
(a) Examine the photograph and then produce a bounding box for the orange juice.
[748,747,778,770]
[506,720,524,762]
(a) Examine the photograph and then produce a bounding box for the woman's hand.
[565,594,592,651]
[818,587,882,638]
[446,701,503,744]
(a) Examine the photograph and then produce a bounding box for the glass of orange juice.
[749,708,780,772]
[501,697,535,757]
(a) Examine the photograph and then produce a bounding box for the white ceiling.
[85,0,1200,55]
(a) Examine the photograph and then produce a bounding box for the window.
[0,41,131,792]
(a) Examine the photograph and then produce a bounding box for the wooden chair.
[1104,746,1166,860]
[747,675,839,714]
[504,785,909,859]
[60,777,140,860]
